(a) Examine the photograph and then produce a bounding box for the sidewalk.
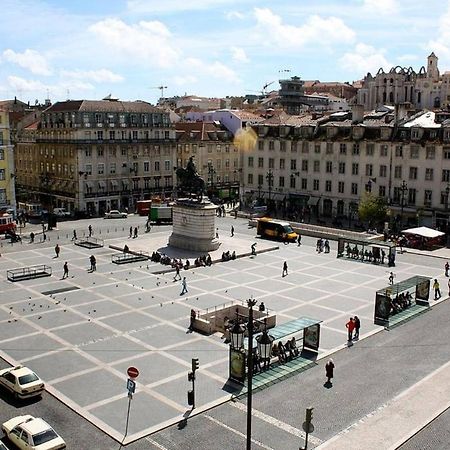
[317,359,450,450]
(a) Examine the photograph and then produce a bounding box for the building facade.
[0,110,16,210]
[242,107,450,228]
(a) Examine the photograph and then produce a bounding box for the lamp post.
[445,183,450,212]
[400,180,408,228]
[266,170,274,207]
[257,184,262,203]
[229,299,273,450]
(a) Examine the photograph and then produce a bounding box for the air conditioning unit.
[85,123,91,128]
[97,123,103,127]
[109,123,115,127]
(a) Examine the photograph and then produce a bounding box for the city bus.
[256,218,298,243]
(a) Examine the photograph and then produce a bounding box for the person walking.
[231,226,234,237]
[29,232,35,243]
[353,315,361,339]
[173,265,181,281]
[389,271,395,285]
[445,261,449,277]
[297,235,302,246]
[324,239,330,253]
[346,317,355,341]
[54,244,60,258]
[448,278,450,296]
[325,359,335,384]
[133,227,138,239]
[90,255,96,272]
[72,230,77,241]
[251,242,257,256]
[282,261,288,277]
[180,277,188,295]
[129,226,133,238]
[88,225,93,237]
[216,228,219,239]
[433,278,441,300]
[62,262,69,279]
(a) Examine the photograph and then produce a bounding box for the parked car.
[0,441,11,450]
[104,210,127,219]
[0,366,44,399]
[52,208,71,218]
[2,415,65,450]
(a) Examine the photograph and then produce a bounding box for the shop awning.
[110,180,118,188]
[98,181,106,189]
[307,196,321,206]
[402,226,445,238]
[85,182,93,189]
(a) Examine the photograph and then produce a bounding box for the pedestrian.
[189,309,196,330]
[72,229,77,241]
[297,234,302,246]
[90,255,96,271]
[389,271,395,285]
[41,222,45,233]
[231,225,234,237]
[134,227,138,238]
[448,278,450,296]
[259,302,266,312]
[381,249,386,265]
[282,261,288,277]
[346,317,355,341]
[180,277,188,295]
[62,262,69,279]
[29,232,35,243]
[353,315,360,339]
[123,244,129,254]
[324,239,330,253]
[43,232,47,242]
[251,242,257,256]
[88,225,93,237]
[54,244,60,258]
[216,228,219,239]
[173,265,181,281]
[445,261,449,277]
[433,278,441,300]
[129,226,133,238]
[325,359,335,384]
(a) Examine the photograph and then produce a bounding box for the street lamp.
[400,180,408,228]
[266,170,274,206]
[257,184,262,202]
[445,183,450,211]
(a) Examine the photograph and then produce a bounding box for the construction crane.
[262,81,275,94]
[150,86,168,98]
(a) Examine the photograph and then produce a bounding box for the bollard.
[99,229,102,234]
[115,228,117,232]
[66,234,68,239]
[107,229,109,233]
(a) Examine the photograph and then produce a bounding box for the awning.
[402,226,445,238]
[98,181,106,189]
[110,180,118,187]
[122,180,129,188]
[307,196,320,206]
[85,182,93,189]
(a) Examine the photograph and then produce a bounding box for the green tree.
[358,192,388,226]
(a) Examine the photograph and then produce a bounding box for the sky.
[1,0,450,105]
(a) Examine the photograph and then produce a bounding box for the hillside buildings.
[0,110,15,210]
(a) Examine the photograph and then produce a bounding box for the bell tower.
[427,52,439,81]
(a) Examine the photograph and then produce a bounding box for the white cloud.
[89,18,179,68]
[60,69,124,83]
[231,46,249,63]
[253,8,355,49]
[362,0,398,15]
[340,43,391,75]
[172,74,198,86]
[185,58,240,83]
[3,49,52,76]
[428,1,450,64]
[225,11,245,20]
[128,0,239,14]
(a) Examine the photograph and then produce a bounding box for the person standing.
[433,279,441,300]
[216,228,219,239]
[324,239,330,253]
[129,226,133,238]
[54,244,60,258]
[30,232,35,243]
[297,235,302,246]
[448,278,450,296]
[62,262,69,279]
[346,317,355,341]
[88,225,93,237]
[180,277,188,295]
[231,226,234,237]
[134,227,138,239]
[90,255,96,271]
[389,272,395,285]
[282,261,288,277]
[72,230,77,241]
[353,316,361,339]
[445,262,449,277]
[325,359,335,384]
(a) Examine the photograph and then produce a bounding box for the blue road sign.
[127,378,136,395]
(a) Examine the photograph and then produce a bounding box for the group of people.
[129,226,139,239]
[345,316,361,342]
[194,254,213,267]
[272,337,300,363]
[216,205,227,217]
[316,238,330,253]
[389,292,413,314]
[221,251,236,261]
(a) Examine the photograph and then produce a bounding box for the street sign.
[127,378,136,395]
[302,421,314,434]
[127,366,139,379]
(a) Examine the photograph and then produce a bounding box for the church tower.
[427,52,439,81]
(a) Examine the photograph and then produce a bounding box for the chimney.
[394,103,407,123]
[352,104,364,124]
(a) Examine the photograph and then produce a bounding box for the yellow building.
[0,110,16,211]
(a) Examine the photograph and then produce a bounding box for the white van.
[53,208,71,218]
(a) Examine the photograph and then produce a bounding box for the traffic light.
[187,390,194,406]
[192,358,199,373]
[305,407,314,424]
[188,371,194,382]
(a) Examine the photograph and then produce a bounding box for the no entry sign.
[127,366,139,379]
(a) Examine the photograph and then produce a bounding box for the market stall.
[402,226,445,250]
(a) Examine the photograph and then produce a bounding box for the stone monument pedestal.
[169,198,220,252]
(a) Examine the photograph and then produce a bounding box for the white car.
[0,366,44,399]
[104,210,127,219]
[2,416,65,450]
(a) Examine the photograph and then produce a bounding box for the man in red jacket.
[346,317,355,341]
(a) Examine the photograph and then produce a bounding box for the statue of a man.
[186,156,197,177]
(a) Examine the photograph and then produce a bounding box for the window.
[326,143,333,154]
[216,144,221,152]
[291,142,298,152]
[132,130,138,140]
[365,164,373,176]
[248,157,254,168]
[258,157,264,168]
[97,163,104,175]
[0,169,5,180]
[352,163,359,175]
[339,143,347,154]
[269,141,275,151]
[380,165,387,177]
[410,145,419,159]
[301,178,307,189]
[379,185,386,197]
[97,131,103,140]
[314,144,321,154]
[352,143,360,155]
[121,147,127,156]
[258,174,264,185]
[302,160,308,172]
[110,163,116,174]
[258,140,264,151]
[325,180,332,192]
[164,160,171,171]
[394,166,402,179]
[409,167,418,180]
[144,161,150,172]
[279,176,285,187]
[97,147,104,157]
[380,145,388,157]
[95,113,102,124]
[441,191,449,205]
[302,142,309,153]
[408,188,416,205]
[443,169,450,182]
[351,183,358,195]
[85,164,92,175]
[290,175,296,188]
[290,159,297,170]
[444,148,450,159]
[424,190,432,206]
[395,145,403,157]
[425,168,434,181]
[326,161,332,173]
[338,162,346,174]
[338,181,344,193]
[155,161,160,171]
[85,147,92,157]
[225,159,230,169]
[109,131,115,140]
[279,158,285,170]
[0,149,4,160]
[426,146,436,159]
[313,179,319,191]
[313,161,320,172]
[280,141,286,152]
[248,173,253,184]
[207,144,213,153]
[366,143,374,156]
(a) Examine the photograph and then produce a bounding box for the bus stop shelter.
[337,237,397,266]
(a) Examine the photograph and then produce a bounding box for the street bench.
[7,264,52,282]
[74,236,104,249]
[111,251,150,264]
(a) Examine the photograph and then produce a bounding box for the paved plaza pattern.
[0,226,444,444]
